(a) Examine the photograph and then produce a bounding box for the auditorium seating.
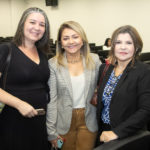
[1,38,150,64]
[95,46,103,51]
[139,52,150,65]
[89,43,97,53]
[0,36,13,44]
[97,50,109,63]
[93,131,150,150]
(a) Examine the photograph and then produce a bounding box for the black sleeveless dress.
[0,43,51,150]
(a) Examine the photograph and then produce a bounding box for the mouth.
[66,45,78,49]
[120,52,128,55]
[31,32,40,36]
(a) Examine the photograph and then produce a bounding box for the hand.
[100,131,118,142]
[50,136,63,148]
[50,139,57,148]
[17,100,38,117]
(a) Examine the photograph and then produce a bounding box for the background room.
[0,0,150,53]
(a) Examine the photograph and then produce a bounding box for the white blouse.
[70,73,85,108]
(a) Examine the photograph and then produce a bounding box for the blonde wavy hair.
[55,21,95,69]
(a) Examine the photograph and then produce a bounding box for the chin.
[68,50,78,54]
[31,38,40,42]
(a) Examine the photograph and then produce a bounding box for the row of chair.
[94,131,150,150]
[89,43,150,65]
[0,38,150,65]
[0,36,13,44]
[94,50,150,65]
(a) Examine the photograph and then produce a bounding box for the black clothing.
[0,43,50,150]
[97,61,150,139]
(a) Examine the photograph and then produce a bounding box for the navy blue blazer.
[97,61,150,138]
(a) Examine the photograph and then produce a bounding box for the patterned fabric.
[47,53,101,141]
[101,70,122,124]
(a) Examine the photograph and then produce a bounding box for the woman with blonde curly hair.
[47,21,101,150]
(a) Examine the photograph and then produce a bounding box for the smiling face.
[61,28,83,55]
[23,12,45,44]
[114,33,135,64]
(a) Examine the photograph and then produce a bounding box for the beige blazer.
[46,53,101,140]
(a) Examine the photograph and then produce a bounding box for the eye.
[62,37,69,41]
[73,36,79,39]
[115,41,121,44]
[30,21,36,24]
[40,23,45,27]
[126,41,133,45]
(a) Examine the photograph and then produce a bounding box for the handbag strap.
[97,63,110,89]
[1,43,12,89]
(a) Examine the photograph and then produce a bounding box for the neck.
[20,43,36,51]
[66,52,82,64]
[116,64,126,71]
[117,59,131,70]
[22,40,36,49]
[114,62,128,76]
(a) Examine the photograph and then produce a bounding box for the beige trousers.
[60,108,97,150]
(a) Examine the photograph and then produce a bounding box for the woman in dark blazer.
[96,25,150,144]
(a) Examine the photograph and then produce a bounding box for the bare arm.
[0,88,38,117]
[46,60,59,142]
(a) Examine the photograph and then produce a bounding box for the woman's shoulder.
[0,43,10,51]
[99,63,113,72]
[132,61,150,85]
[90,53,102,69]
[48,56,57,68]
[90,52,99,58]
[90,53,100,62]
[0,43,12,60]
[135,61,150,70]
[131,61,150,78]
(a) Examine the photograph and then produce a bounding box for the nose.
[120,43,126,50]
[34,24,40,30]
[68,38,74,44]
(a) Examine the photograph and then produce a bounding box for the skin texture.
[61,28,83,56]
[23,12,45,44]
[115,33,135,65]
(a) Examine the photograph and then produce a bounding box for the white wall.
[0,0,150,52]
[0,0,25,36]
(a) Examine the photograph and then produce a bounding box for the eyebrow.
[29,19,45,24]
[63,34,79,37]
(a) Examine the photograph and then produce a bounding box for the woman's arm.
[46,59,59,142]
[113,66,150,138]
[95,54,102,81]
[0,44,37,117]
[0,88,37,117]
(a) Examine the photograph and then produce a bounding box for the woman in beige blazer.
[47,21,101,150]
